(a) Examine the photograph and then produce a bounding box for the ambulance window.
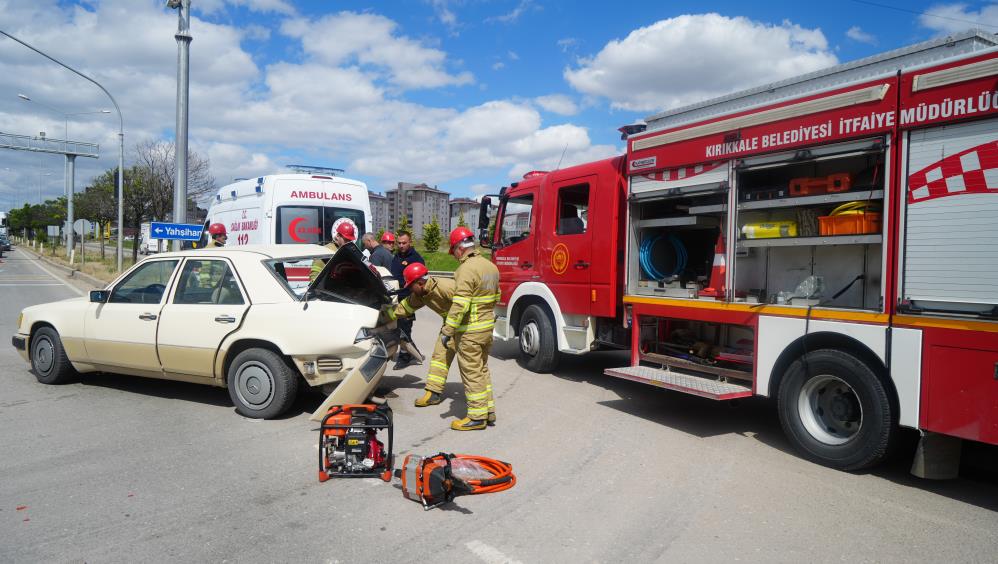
[500,195,533,246]
[321,208,366,244]
[557,184,589,235]
[276,206,322,244]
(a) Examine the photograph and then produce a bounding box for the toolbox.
[789,173,851,196]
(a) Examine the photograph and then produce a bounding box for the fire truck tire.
[777,348,894,471]
[517,304,559,373]
[227,348,299,419]
[30,326,77,385]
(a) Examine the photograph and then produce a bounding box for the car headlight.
[16,312,23,331]
[354,327,374,343]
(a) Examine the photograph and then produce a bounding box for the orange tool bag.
[789,173,851,196]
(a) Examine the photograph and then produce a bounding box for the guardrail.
[428,270,454,278]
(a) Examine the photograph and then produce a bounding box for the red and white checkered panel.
[907,140,998,204]
[640,161,725,182]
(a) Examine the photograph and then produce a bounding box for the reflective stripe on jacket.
[441,251,500,336]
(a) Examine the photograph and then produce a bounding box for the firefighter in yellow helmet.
[310,221,357,282]
[381,262,482,415]
[440,226,500,431]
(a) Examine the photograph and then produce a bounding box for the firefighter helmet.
[381,231,396,243]
[448,226,474,253]
[208,223,227,236]
[333,221,357,242]
[402,262,429,288]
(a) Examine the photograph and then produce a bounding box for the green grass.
[422,251,459,271]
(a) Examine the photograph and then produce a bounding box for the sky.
[1,0,998,211]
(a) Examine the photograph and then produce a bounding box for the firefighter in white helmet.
[310,221,357,282]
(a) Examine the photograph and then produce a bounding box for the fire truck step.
[604,365,753,400]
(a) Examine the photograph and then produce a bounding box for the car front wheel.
[227,348,299,419]
[30,327,77,384]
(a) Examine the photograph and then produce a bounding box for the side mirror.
[477,196,492,230]
[89,290,109,303]
[478,229,491,249]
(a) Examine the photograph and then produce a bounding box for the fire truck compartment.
[636,316,754,380]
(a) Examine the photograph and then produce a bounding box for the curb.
[21,247,109,289]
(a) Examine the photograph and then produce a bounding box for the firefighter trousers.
[425,325,456,394]
[455,329,495,421]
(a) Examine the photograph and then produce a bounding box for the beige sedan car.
[11,244,401,419]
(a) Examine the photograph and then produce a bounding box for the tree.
[396,214,411,238]
[134,139,216,222]
[457,210,467,228]
[487,218,497,243]
[79,171,118,259]
[376,228,385,242]
[422,216,441,253]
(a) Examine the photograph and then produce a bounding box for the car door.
[156,258,251,379]
[539,177,594,316]
[493,191,538,303]
[84,259,180,375]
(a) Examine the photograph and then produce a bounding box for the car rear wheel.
[517,304,558,373]
[30,327,77,384]
[777,348,894,471]
[227,348,298,419]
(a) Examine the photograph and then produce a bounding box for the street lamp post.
[36,171,53,204]
[1,29,128,272]
[17,93,110,258]
[169,0,193,251]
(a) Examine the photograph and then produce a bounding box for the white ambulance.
[203,166,372,288]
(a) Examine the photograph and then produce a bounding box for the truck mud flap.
[309,338,392,421]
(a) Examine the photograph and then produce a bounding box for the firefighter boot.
[414,390,442,407]
[450,417,487,431]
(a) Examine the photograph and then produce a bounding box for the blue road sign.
[150,222,203,241]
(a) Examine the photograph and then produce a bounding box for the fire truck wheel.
[518,304,558,373]
[227,348,299,419]
[777,348,894,471]
[30,326,78,385]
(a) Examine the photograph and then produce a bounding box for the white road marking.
[21,250,85,297]
[465,540,523,564]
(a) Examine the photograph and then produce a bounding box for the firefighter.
[381,262,466,408]
[310,221,357,282]
[205,223,227,248]
[380,231,396,253]
[441,226,500,431]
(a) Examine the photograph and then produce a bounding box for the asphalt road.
[2,246,997,563]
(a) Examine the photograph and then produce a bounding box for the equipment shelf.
[737,189,883,211]
[636,216,720,229]
[737,234,882,248]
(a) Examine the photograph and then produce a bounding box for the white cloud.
[919,2,998,34]
[846,25,877,45]
[469,184,491,196]
[564,13,838,112]
[557,38,578,53]
[492,61,506,70]
[280,12,473,89]
[428,0,458,29]
[507,50,520,61]
[487,0,536,24]
[534,94,579,116]
[194,0,296,16]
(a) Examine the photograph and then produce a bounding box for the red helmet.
[402,262,429,288]
[208,223,227,236]
[448,226,474,253]
[380,231,396,243]
[334,221,357,241]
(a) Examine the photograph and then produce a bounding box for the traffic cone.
[698,234,726,298]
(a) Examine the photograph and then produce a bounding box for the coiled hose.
[639,234,687,281]
[451,454,517,494]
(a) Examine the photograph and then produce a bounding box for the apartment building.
[386,182,450,239]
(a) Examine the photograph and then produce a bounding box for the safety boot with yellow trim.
[414,390,442,407]
[487,412,496,426]
[450,417,487,431]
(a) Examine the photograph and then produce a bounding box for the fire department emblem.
[551,243,570,275]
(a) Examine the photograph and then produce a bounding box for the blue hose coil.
[639,234,687,281]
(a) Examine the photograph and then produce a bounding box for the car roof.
[151,244,333,260]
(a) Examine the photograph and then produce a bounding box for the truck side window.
[500,195,534,246]
[557,184,589,235]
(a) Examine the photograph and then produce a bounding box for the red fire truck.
[477,31,998,475]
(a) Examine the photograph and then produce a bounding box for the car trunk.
[304,243,391,310]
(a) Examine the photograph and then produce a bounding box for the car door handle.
[520,262,533,269]
[574,261,590,269]
[138,313,158,321]
[214,315,237,324]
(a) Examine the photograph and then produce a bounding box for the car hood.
[304,243,391,310]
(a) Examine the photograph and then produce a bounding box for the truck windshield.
[275,206,366,245]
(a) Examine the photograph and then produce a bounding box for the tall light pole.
[169,0,192,251]
[17,93,110,256]
[36,171,53,204]
[0,29,128,272]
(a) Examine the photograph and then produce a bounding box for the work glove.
[440,334,451,349]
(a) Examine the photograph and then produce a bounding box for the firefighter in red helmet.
[205,223,227,248]
[381,262,470,410]
[439,226,500,430]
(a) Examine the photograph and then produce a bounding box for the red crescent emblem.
[288,217,307,243]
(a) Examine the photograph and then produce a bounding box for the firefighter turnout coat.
[382,277,457,393]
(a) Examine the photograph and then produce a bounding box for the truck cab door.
[539,177,595,316]
[493,191,538,303]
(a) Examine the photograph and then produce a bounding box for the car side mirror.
[477,197,492,230]
[90,290,109,303]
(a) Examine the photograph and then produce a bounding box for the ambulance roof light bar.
[286,164,345,176]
